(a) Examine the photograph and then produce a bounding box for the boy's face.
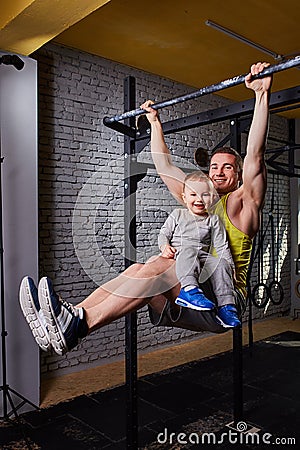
[182,180,214,215]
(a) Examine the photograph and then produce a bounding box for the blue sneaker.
[175,287,215,311]
[38,277,88,355]
[19,276,51,352]
[216,304,241,328]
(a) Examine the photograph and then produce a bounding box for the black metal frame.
[123,77,139,448]
[105,75,300,448]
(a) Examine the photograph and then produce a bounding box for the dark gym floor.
[0,330,299,449]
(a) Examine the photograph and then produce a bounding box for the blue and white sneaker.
[175,287,215,311]
[38,277,88,356]
[19,277,51,352]
[216,304,241,328]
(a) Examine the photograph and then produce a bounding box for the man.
[19,62,272,355]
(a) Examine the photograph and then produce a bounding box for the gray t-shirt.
[158,208,234,268]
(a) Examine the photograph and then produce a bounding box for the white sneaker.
[38,277,88,356]
[19,276,51,352]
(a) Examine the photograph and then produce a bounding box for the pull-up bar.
[103,55,300,126]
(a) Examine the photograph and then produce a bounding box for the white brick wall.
[36,43,291,377]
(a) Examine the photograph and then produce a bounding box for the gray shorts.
[148,301,227,333]
[148,285,245,334]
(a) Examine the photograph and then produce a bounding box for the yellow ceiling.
[0,0,111,55]
[1,0,300,116]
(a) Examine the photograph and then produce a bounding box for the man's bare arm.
[242,62,272,209]
[141,101,186,204]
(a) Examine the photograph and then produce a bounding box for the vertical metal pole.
[247,238,256,353]
[233,326,243,423]
[231,115,243,424]
[248,299,253,354]
[124,76,138,449]
[288,119,295,174]
[0,155,8,418]
[230,118,242,153]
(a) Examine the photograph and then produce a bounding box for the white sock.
[184,285,201,292]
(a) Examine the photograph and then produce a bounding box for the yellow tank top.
[211,193,252,297]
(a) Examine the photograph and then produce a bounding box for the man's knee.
[124,262,144,276]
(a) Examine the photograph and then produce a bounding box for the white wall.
[0,52,39,413]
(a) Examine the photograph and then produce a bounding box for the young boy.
[158,171,240,328]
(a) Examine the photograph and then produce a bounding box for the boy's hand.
[161,244,177,259]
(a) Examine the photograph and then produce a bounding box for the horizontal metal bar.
[270,103,300,116]
[268,134,297,146]
[103,56,300,125]
[271,161,300,170]
[104,120,136,138]
[268,168,300,178]
[266,144,300,155]
[134,85,300,141]
[132,160,196,174]
[266,159,298,177]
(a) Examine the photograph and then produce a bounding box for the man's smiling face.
[209,153,241,195]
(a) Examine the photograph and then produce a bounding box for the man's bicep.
[242,154,267,207]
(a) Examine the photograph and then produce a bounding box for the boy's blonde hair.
[183,171,215,192]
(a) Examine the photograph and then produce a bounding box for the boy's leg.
[175,247,199,289]
[148,256,235,333]
[199,254,234,306]
[175,248,215,311]
[199,254,240,328]
[148,290,227,334]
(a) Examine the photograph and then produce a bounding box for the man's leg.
[19,263,147,351]
[85,257,177,331]
[20,257,177,354]
[33,257,177,354]
[76,263,145,310]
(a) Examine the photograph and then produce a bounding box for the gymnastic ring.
[269,280,284,305]
[251,282,270,308]
[295,280,300,299]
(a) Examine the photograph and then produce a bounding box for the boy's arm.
[141,101,186,205]
[158,212,177,259]
[158,212,176,249]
